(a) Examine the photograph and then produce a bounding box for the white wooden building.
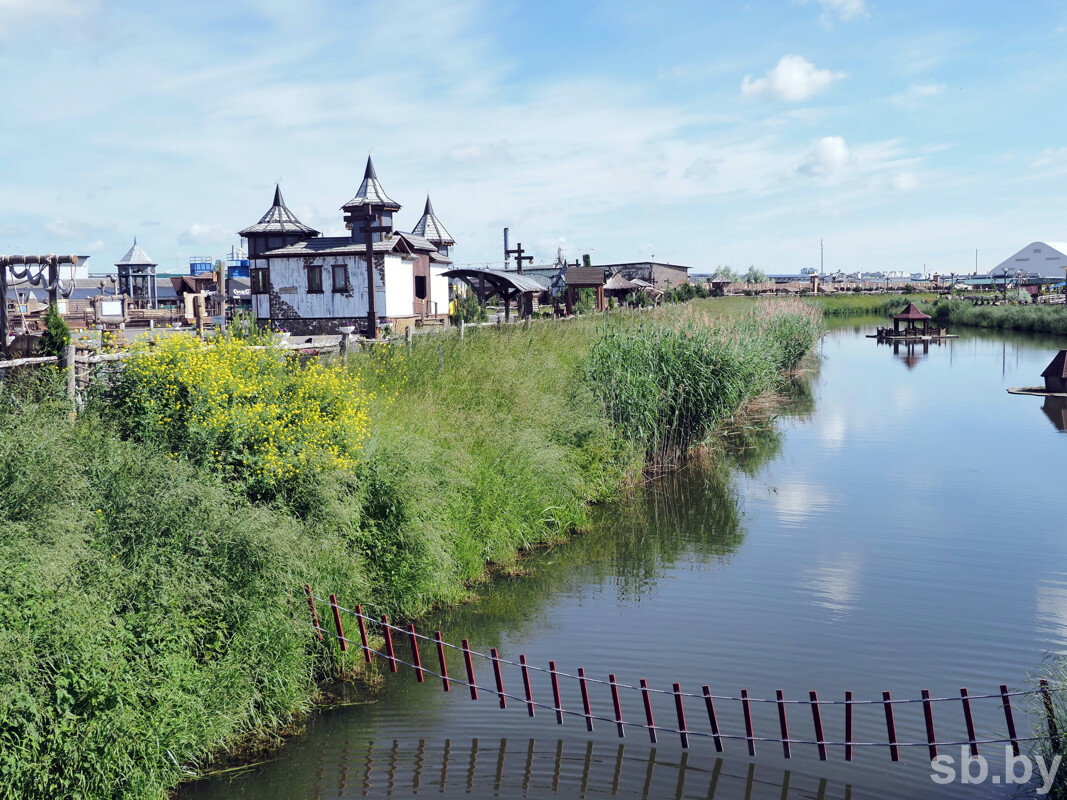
[239,158,453,335]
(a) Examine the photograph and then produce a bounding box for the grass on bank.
[0,297,820,800]
[812,293,1067,336]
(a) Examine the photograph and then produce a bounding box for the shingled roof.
[341,156,401,212]
[239,185,319,237]
[115,238,157,268]
[410,196,454,247]
[893,302,931,321]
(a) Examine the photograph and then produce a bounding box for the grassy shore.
[811,293,1067,336]
[0,297,820,799]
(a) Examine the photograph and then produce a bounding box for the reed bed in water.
[586,300,822,462]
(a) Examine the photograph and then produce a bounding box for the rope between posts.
[311,622,1041,749]
[311,594,1048,706]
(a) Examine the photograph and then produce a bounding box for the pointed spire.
[342,156,401,212]
[411,195,455,248]
[116,238,157,268]
[239,184,319,237]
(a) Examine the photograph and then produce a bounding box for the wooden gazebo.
[892,302,932,335]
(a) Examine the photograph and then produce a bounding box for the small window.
[415,275,428,300]
[332,264,349,293]
[251,268,270,294]
[307,265,323,293]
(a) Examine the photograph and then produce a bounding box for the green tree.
[39,303,71,357]
[582,253,592,268]
[744,266,768,284]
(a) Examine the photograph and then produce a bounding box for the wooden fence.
[306,588,1061,764]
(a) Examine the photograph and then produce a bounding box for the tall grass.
[587,300,822,461]
[0,296,822,799]
[809,294,934,317]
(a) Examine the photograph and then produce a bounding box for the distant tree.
[744,266,768,284]
[582,253,592,268]
[39,303,71,357]
[717,266,740,282]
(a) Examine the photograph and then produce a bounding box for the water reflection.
[1037,576,1067,652]
[1042,396,1067,433]
[205,736,855,800]
[805,554,863,616]
[873,338,946,369]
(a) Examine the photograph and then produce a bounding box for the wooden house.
[240,159,452,335]
[1042,350,1067,393]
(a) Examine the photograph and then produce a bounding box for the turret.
[411,195,455,257]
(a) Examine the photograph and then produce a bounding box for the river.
[182,319,1067,799]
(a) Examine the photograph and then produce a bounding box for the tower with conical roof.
[342,156,400,244]
[239,184,320,258]
[411,196,455,257]
[239,184,320,322]
[116,238,158,309]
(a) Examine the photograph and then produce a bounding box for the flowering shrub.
[109,336,372,500]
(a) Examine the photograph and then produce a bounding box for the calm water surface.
[183,321,1067,799]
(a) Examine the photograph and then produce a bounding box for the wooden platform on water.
[866,333,958,341]
[1007,387,1067,397]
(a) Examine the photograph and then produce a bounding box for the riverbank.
[0,298,821,799]
[812,294,1067,336]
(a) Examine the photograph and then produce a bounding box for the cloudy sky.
[2,0,1067,275]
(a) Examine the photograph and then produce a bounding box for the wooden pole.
[0,264,8,358]
[62,344,76,404]
[364,218,377,340]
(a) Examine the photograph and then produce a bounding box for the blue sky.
[2,0,1067,275]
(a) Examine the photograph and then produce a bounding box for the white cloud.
[0,0,90,34]
[889,171,920,191]
[84,239,106,252]
[742,55,846,102]
[179,223,230,246]
[797,136,852,176]
[44,217,115,240]
[890,82,945,107]
[797,0,870,24]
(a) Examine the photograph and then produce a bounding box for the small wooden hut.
[892,302,932,336]
[1042,350,1067,393]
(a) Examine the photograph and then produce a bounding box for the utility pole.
[820,238,824,274]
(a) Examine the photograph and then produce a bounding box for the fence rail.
[306,587,1061,763]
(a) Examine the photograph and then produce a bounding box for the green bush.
[38,304,70,358]
[449,292,487,325]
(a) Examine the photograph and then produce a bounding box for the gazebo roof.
[439,268,543,293]
[115,238,157,268]
[239,185,319,237]
[708,273,733,283]
[893,302,931,321]
[604,273,640,291]
[1041,350,1067,380]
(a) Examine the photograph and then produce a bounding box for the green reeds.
[586,300,822,461]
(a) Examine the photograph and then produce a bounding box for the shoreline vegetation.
[0,298,822,799]
[811,294,1067,336]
